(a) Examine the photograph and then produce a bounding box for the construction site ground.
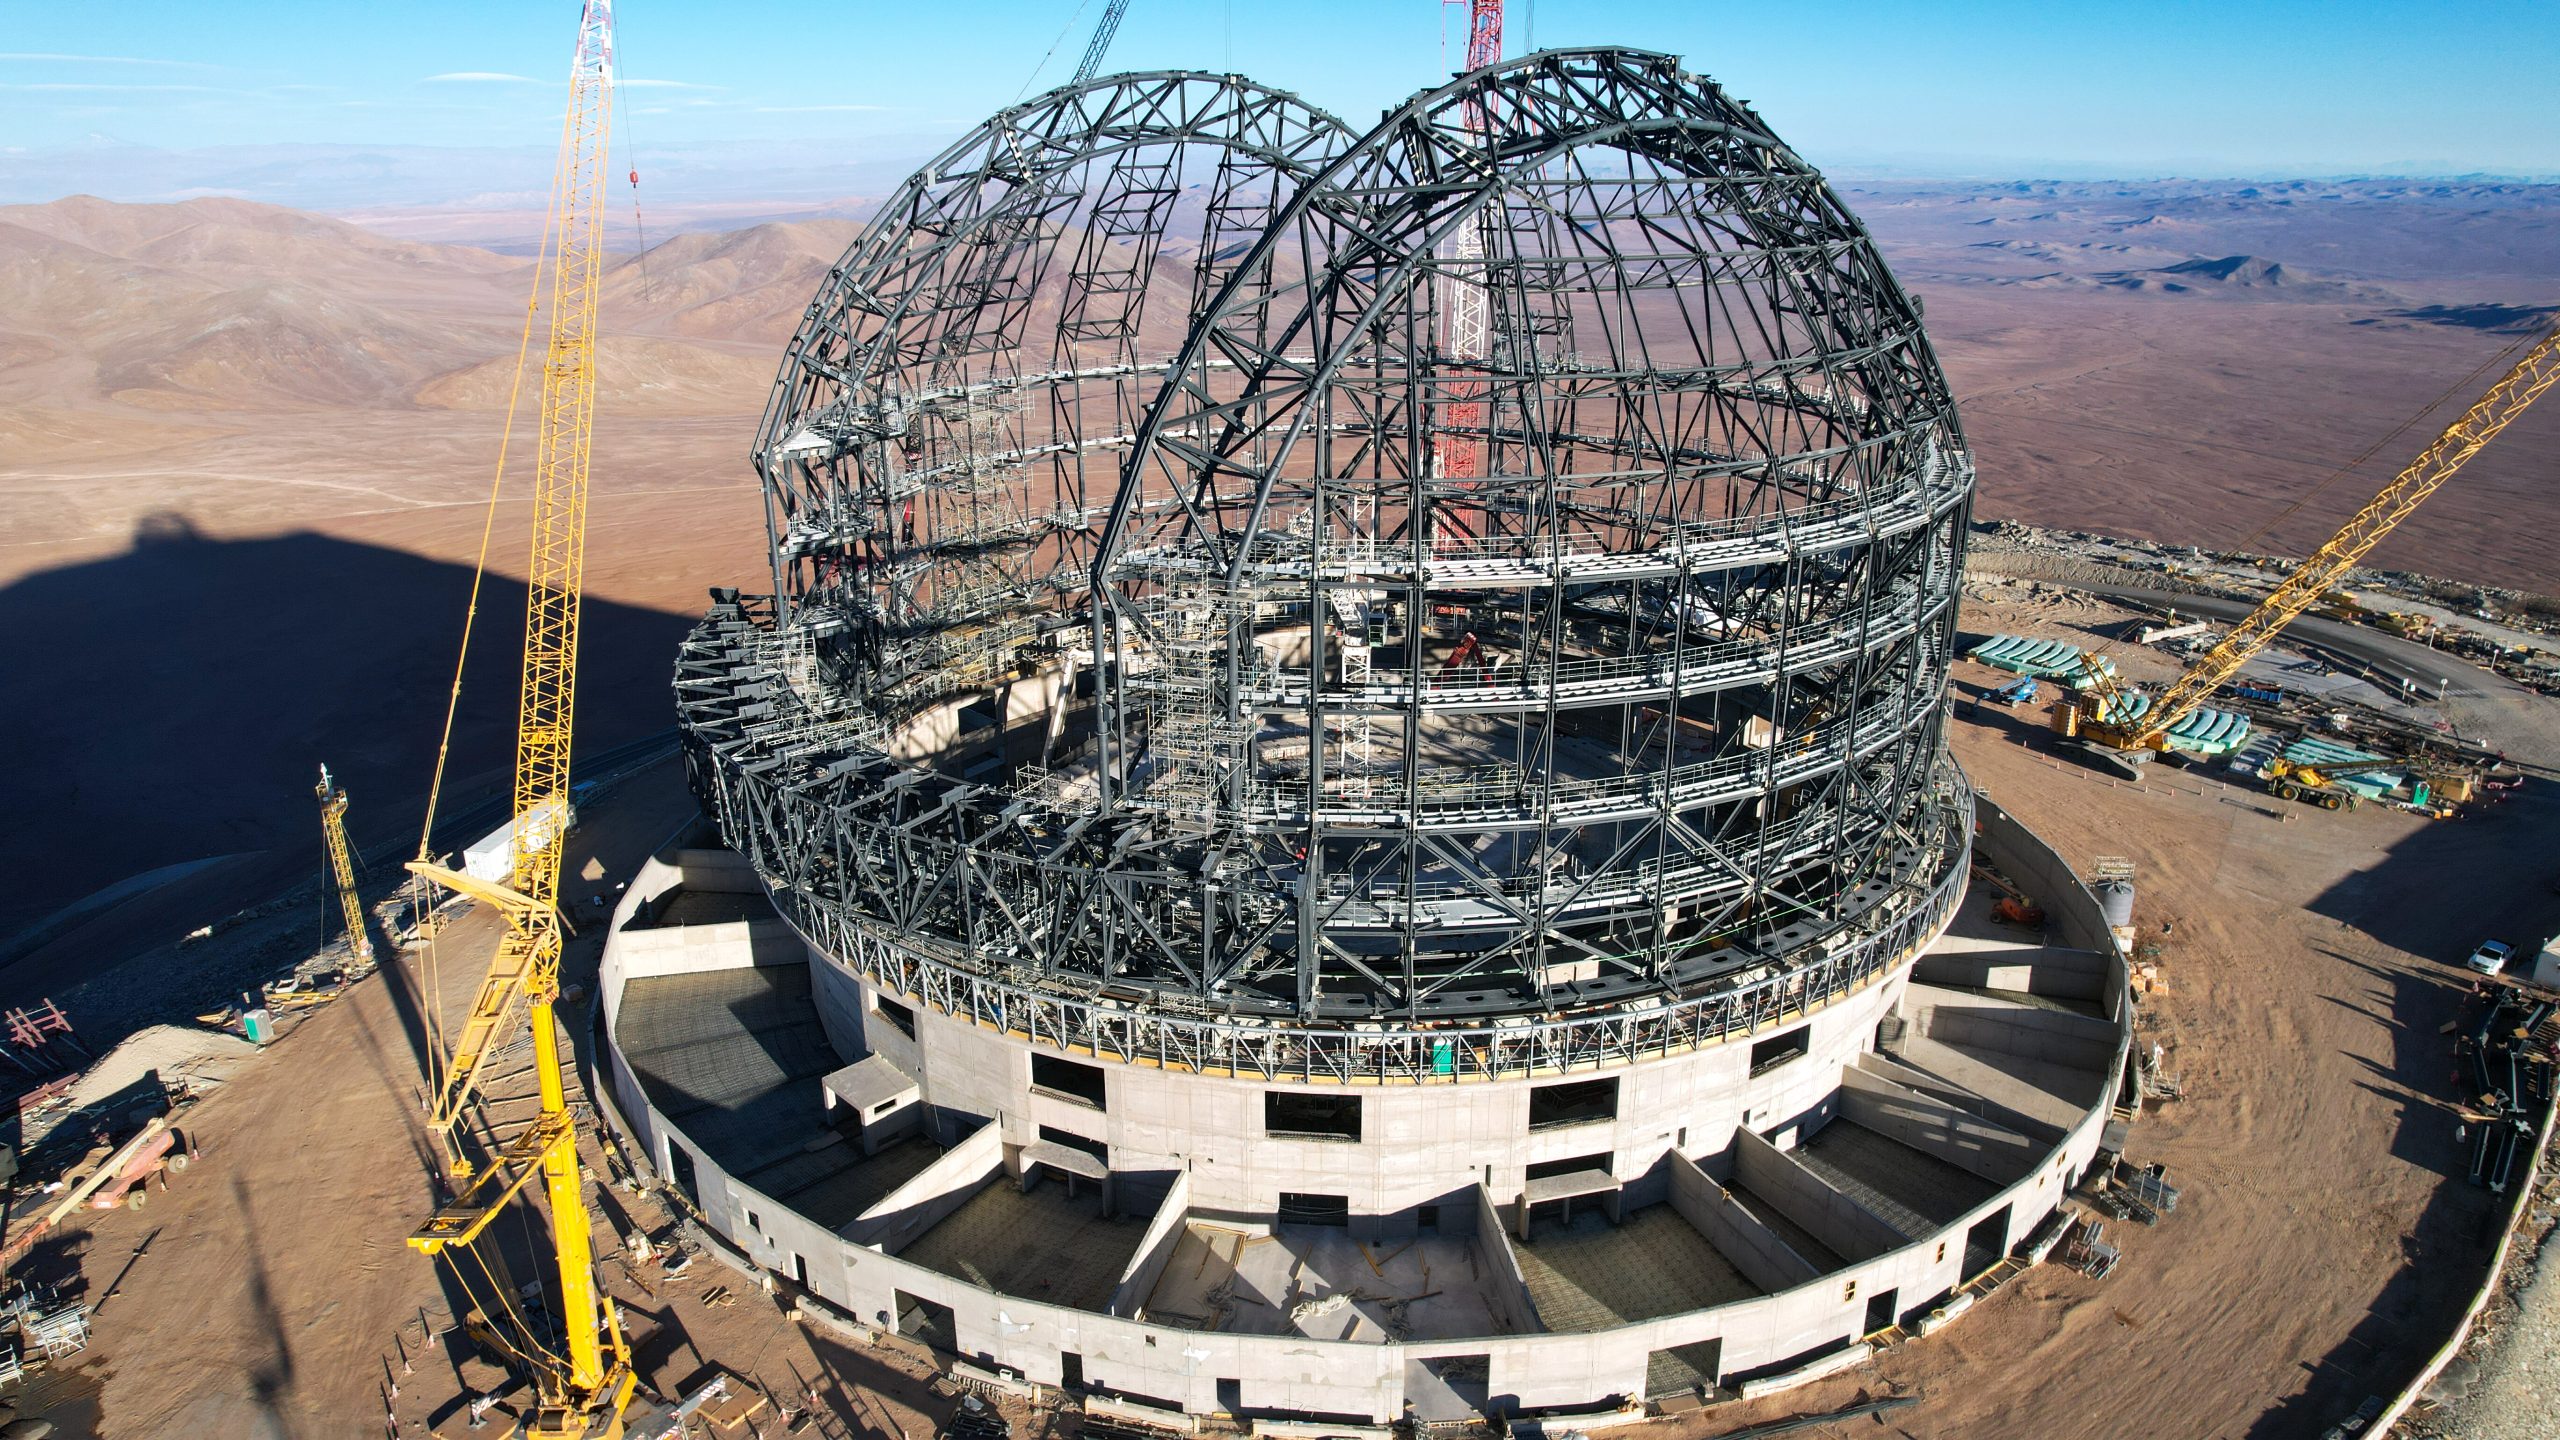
[6,580,2560,1438]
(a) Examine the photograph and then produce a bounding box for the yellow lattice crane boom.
[2083,313,2560,752]
[315,765,373,966]
[400,2,637,1434]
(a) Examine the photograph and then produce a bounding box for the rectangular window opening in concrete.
[1644,1340,1722,1400]
[1278,1192,1351,1226]
[895,1291,955,1351]
[1528,1076,1620,1130]
[1037,1125,1110,1165]
[1060,1353,1084,1391]
[1216,1378,1241,1414]
[1965,1204,2013,1276]
[1749,1027,1809,1075]
[875,995,917,1040]
[1266,1090,1363,1141]
[1863,1288,1899,1337]
[666,1141,699,1209]
[1031,1052,1109,1108]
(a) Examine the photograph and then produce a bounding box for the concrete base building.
[605,48,2137,1425]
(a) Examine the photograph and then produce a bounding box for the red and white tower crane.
[1434,0,1501,515]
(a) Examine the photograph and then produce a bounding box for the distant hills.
[0,195,867,419]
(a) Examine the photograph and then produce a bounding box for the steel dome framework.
[680,49,1976,1063]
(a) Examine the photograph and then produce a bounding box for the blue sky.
[5,0,2558,179]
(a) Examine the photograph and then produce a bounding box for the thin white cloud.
[0,82,223,93]
[424,71,543,84]
[621,78,721,91]
[753,104,890,113]
[0,52,217,70]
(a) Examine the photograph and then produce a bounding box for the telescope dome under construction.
[623,49,2127,1420]
[703,48,1973,1029]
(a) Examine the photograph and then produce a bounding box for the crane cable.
[1015,0,1099,101]
[407,206,559,1112]
[609,37,653,302]
[2235,325,2540,555]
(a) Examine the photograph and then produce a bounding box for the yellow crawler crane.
[2077,313,2560,755]
[401,2,638,1435]
[315,764,373,965]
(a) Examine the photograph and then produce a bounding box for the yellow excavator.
[2067,312,2560,771]
[397,3,649,1435]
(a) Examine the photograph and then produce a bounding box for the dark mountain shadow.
[0,512,700,1000]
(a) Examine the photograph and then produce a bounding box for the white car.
[2466,940,2514,977]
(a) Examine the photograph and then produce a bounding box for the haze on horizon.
[6,0,2560,216]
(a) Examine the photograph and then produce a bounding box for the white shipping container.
[461,798,576,884]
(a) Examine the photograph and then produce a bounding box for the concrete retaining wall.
[1732,1128,1907,1260]
[1839,1068,2039,1186]
[591,782,2134,1422]
[1972,797,2124,996]
[1669,1153,1818,1294]
[1914,944,2110,1001]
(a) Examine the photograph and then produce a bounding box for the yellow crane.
[315,764,373,966]
[400,2,637,1434]
[2077,313,2560,755]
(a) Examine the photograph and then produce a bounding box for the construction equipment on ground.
[1068,0,1132,85]
[399,2,644,1435]
[2069,311,2560,761]
[2264,756,2396,811]
[314,764,373,966]
[0,1109,192,1276]
[2263,753,2471,814]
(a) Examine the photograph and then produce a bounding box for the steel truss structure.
[685,50,1977,1037]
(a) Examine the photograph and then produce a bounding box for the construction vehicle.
[314,764,373,966]
[2263,756,2394,810]
[2067,312,2560,772]
[2263,753,2470,813]
[398,3,650,1435]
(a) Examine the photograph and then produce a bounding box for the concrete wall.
[1913,943,2109,1001]
[1838,1068,2038,1186]
[597,851,806,1041]
[1472,1184,1542,1336]
[1108,1172,1196,1318]
[1731,1128,1907,1262]
[811,947,1902,1225]
[1914,996,2117,1077]
[1973,795,2124,985]
[1668,1152,1818,1295]
[591,782,2134,1423]
[847,1120,1003,1253]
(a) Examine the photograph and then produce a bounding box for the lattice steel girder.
[687,46,1977,1023]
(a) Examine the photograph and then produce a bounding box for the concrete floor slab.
[1143,1224,1510,1342]
[1795,1120,2002,1234]
[618,962,939,1228]
[902,1176,1144,1312]
[1512,1204,1761,1333]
